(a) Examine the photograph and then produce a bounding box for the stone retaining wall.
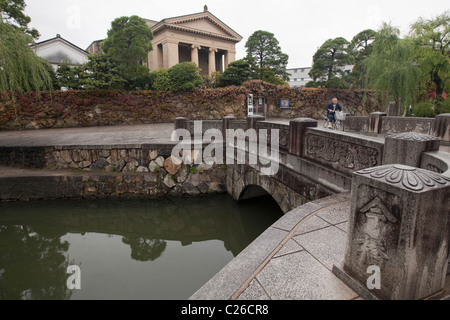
[0,145,228,202]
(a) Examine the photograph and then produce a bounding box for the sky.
[24,0,449,68]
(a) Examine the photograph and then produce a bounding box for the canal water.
[0,195,283,300]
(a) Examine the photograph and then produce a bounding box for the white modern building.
[287,67,313,88]
[33,34,89,70]
[287,65,354,88]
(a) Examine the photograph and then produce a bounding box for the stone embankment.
[0,146,227,202]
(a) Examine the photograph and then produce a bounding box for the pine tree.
[245,30,289,82]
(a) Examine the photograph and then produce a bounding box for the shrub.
[167,62,204,92]
[219,60,252,87]
[412,100,436,118]
[436,98,450,115]
[152,69,171,91]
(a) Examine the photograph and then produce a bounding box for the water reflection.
[0,195,282,300]
[0,225,74,300]
[121,238,167,262]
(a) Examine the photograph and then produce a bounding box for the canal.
[0,194,283,300]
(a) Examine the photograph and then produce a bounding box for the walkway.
[190,193,360,300]
[190,195,450,301]
[0,123,175,147]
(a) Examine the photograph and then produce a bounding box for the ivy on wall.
[0,81,382,130]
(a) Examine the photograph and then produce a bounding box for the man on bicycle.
[326,98,343,129]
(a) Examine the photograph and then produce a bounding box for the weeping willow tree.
[0,22,52,93]
[365,23,421,116]
[409,11,450,97]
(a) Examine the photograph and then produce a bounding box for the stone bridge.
[175,114,450,214]
[177,114,450,300]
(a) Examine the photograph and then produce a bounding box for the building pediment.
[151,11,242,43]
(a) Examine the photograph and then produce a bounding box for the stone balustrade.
[345,112,450,143]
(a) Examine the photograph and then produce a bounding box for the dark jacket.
[326,103,343,116]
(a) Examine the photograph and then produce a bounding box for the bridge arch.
[227,165,309,214]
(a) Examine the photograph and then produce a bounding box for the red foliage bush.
[0,81,382,130]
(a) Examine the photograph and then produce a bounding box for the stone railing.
[256,121,290,152]
[303,128,384,176]
[185,120,222,136]
[345,112,450,143]
[175,115,450,191]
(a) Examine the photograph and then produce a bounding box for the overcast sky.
[25,0,449,68]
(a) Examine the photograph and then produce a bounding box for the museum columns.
[162,41,179,69]
[225,50,236,69]
[208,47,218,76]
[191,45,201,67]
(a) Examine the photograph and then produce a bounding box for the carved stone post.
[383,132,440,168]
[174,117,187,130]
[433,113,450,143]
[289,118,317,157]
[246,115,265,131]
[368,112,386,134]
[339,164,450,300]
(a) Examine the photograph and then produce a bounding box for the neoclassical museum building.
[87,6,243,76]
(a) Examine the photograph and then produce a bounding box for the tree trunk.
[432,69,444,96]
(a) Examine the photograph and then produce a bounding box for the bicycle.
[323,111,345,131]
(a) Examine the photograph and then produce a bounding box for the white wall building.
[287,65,354,88]
[33,34,89,70]
[287,67,312,88]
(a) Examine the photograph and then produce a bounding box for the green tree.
[259,67,286,86]
[349,29,377,88]
[0,1,51,98]
[365,23,421,116]
[167,62,204,91]
[0,0,39,39]
[245,30,289,81]
[101,15,154,90]
[41,59,59,91]
[56,63,84,90]
[0,23,51,94]
[219,59,253,87]
[82,53,127,90]
[308,37,353,88]
[409,11,449,97]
